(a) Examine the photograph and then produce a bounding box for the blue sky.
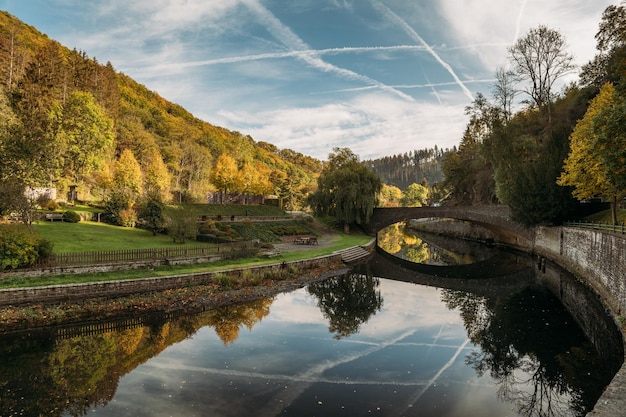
[0,0,613,160]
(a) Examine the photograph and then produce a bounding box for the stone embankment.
[0,241,376,306]
[533,226,626,417]
[408,219,626,416]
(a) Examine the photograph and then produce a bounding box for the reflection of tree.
[442,287,604,417]
[308,272,383,339]
[0,299,276,417]
[378,223,417,254]
[209,297,274,344]
[48,335,118,416]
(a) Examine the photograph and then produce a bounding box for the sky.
[0,0,615,160]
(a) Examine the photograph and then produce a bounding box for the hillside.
[363,146,450,190]
[0,11,321,209]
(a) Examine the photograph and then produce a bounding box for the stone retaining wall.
[0,254,343,306]
[533,226,626,417]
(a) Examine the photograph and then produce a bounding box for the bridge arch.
[366,205,535,251]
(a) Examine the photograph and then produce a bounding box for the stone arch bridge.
[365,205,534,251]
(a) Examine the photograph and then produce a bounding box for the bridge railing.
[564,220,626,234]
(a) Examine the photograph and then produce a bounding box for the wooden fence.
[36,241,255,267]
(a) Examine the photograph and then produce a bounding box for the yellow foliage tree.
[558,83,623,222]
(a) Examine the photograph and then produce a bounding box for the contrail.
[513,0,529,43]
[395,338,472,415]
[166,45,427,68]
[369,0,475,101]
[243,0,415,102]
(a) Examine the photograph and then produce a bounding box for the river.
[0,227,622,417]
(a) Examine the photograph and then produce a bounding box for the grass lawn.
[0,233,373,288]
[585,208,626,224]
[33,220,200,253]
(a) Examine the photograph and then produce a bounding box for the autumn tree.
[114,148,143,198]
[210,153,239,203]
[378,184,402,207]
[143,149,171,202]
[400,183,429,207]
[307,148,381,232]
[558,83,621,222]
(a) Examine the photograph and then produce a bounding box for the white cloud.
[216,92,466,160]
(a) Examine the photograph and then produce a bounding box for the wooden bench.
[45,213,64,221]
[293,237,318,245]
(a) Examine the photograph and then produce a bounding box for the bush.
[119,209,137,227]
[63,210,81,223]
[37,196,59,211]
[0,225,53,270]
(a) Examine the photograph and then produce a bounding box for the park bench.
[45,213,64,221]
[293,237,318,245]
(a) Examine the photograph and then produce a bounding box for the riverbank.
[0,262,352,335]
[0,234,375,333]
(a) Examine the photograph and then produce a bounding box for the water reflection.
[0,258,621,417]
[377,221,498,265]
[308,273,383,339]
[443,288,603,416]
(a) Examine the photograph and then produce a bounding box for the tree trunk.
[343,223,350,234]
[611,195,618,225]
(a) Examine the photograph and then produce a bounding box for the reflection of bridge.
[364,250,537,300]
[366,205,534,251]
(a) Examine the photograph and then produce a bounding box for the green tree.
[49,91,115,184]
[165,207,197,243]
[307,148,381,233]
[442,93,497,204]
[137,194,165,236]
[400,183,429,207]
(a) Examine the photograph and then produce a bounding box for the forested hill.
[0,11,321,209]
[363,146,451,190]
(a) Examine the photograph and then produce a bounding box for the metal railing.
[563,220,626,234]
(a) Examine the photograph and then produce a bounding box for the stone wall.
[533,226,626,417]
[0,254,343,306]
[534,226,626,317]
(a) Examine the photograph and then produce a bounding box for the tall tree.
[508,25,575,124]
[307,147,381,232]
[143,149,171,202]
[114,148,143,198]
[210,153,239,203]
[492,67,517,122]
[580,4,626,88]
[48,90,115,185]
[558,83,620,219]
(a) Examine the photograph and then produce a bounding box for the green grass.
[585,208,626,224]
[32,220,201,253]
[0,233,372,289]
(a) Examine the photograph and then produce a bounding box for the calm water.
[377,222,498,265]
[0,256,621,417]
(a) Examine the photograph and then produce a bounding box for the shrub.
[165,209,197,243]
[37,196,59,211]
[63,210,81,223]
[0,225,53,270]
[119,209,137,227]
